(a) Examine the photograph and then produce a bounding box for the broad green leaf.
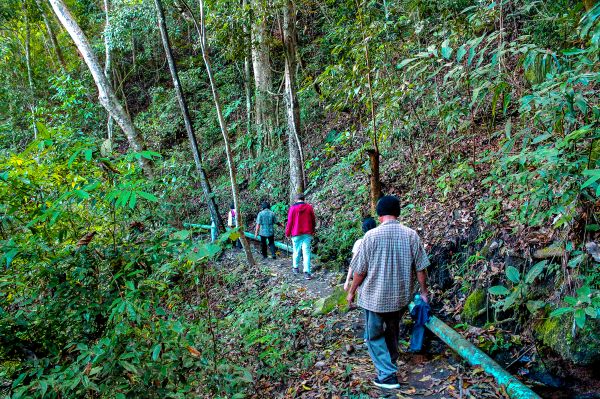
[525,260,546,283]
[567,254,585,268]
[4,248,18,267]
[581,169,600,188]
[151,344,161,361]
[173,230,191,240]
[577,286,592,302]
[585,307,598,318]
[502,288,520,311]
[397,58,417,69]
[137,191,159,202]
[532,133,552,144]
[488,285,510,295]
[119,361,138,374]
[468,46,476,66]
[574,308,586,328]
[549,307,573,317]
[441,40,453,59]
[506,266,520,283]
[128,192,137,209]
[565,296,578,306]
[74,190,90,200]
[68,150,81,168]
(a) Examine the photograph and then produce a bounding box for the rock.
[314,361,327,369]
[461,288,486,325]
[344,344,355,354]
[312,285,349,315]
[534,315,600,366]
[489,240,500,251]
[480,239,501,257]
[585,242,600,262]
[533,245,563,259]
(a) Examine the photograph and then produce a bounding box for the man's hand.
[346,291,355,304]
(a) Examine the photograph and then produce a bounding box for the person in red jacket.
[285,193,316,280]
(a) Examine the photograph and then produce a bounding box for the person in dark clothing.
[254,201,281,259]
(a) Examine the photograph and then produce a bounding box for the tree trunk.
[35,0,66,70]
[198,0,255,266]
[367,149,381,212]
[356,0,381,213]
[103,0,114,140]
[153,0,224,233]
[250,0,274,148]
[282,0,305,201]
[242,0,253,149]
[48,0,153,177]
[23,2,38,140]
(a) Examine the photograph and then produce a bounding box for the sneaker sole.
[373,381,401,389]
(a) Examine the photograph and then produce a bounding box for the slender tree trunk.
[282,0,305,200]
[153,0,224,233]
[48,0,153,177]
[35,0,66,70]
[356,0,381,212]
[198,0,255,266]
[103,0,114,140]
[250,0,274,148]
[242,0,253,148]
[23,3,38,140]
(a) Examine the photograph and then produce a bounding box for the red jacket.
[285,202,316,237]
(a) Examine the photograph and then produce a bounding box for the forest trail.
[232,246,512,399]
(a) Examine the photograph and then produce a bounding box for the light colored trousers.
[291,234,312,273]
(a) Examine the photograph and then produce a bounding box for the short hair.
[230,202,235,210]
[362,217,376,233]
[295,193,305,201]
[261,201,270,210]
[376,195,400,217]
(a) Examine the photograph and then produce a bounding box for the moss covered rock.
[533,245,563,259]
[313,285,349,315]
[462,288,486,325]
[535,315,600,366]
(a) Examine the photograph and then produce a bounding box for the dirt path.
[241,247,512,399]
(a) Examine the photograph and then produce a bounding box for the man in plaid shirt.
[347,195,430,389]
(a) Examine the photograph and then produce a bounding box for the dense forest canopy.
[1,0,599,397]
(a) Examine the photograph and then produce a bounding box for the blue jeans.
[291,234,312,273]
[364,309,403,381]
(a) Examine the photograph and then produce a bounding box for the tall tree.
[250,0,274,148]
[48,0,153,177]
[103,0,114,140]
[281,0,305,200]
[198,0,255,266]
[34,0,66,70]
[356,0,381,212]
[153,0,224,233]
[242,0,253,145]
[22,1,38,139]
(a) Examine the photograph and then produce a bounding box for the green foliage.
[549,285,600,328]
[488,260,548,312]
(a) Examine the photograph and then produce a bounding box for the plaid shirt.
[351,220,429,313]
